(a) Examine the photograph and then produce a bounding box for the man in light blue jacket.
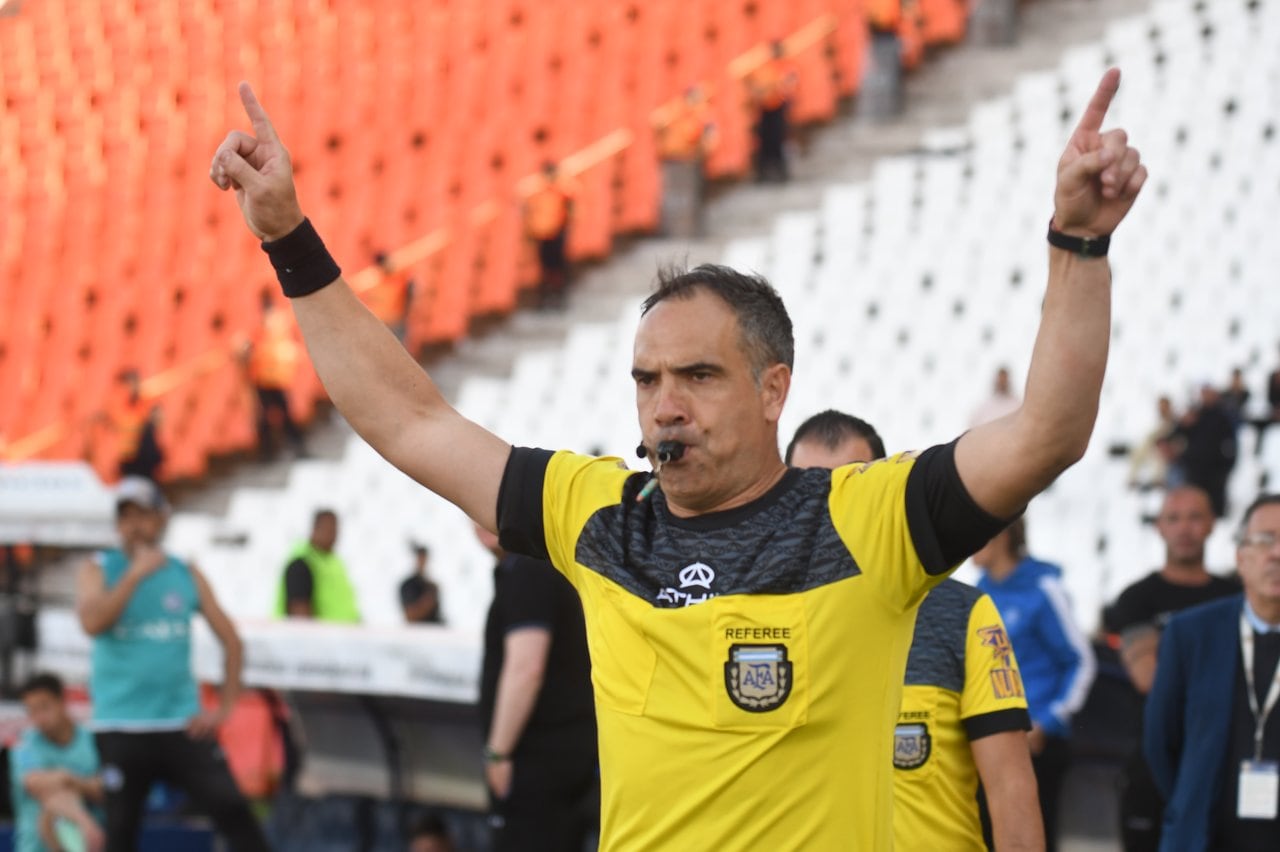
[974,517,1096,852]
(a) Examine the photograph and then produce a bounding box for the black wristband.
[1047,220,1110,258]
[262,218,342,298]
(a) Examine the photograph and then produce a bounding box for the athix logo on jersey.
[893,723,932,770]
[978,624,1025,699]
[656,562,717,607]
[163,591,185,613]
[724,644,792,712]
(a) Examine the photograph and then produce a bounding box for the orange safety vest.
[524,182,572,241]
[111,396,149,458]
[250,311,300,390]
[750,58,797,111]
[658,103,711,161]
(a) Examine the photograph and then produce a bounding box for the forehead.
[634,290,744,366]
[1246,503,1280,531]
[1161,490,1211,516]
[117,503,159,521]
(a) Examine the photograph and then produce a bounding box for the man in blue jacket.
[1145,493,1280,851]
[974,518,1096,852]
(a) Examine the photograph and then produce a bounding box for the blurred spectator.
[11,673,104,852]
[102,370,164,481]
[1128,395,1179,490]
[1103,486,1240,852]
[1223,367,1252,429]
[243,294,308,461]
[475,526,597,852]
[784,409,886,468]
[1173,384,1238,517]
[277,509,360,622]
[77,477,269,851]
[748,41,797,183]
[1262,343,1280,456]
[655,86,718,238]
[859,0,905,119]
[523,162,576,310]
[973,518,1096,852]
[1145,494,1280,851]
[407,812,454,852]
[788,411,1043,852]
[370,250,415,342]
[970,366,1021,428]
[400,544,442,625]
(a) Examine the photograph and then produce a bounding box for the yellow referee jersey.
[497,441,1005,851]
[893,579,1030,850]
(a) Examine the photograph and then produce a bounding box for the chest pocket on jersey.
[710,596,809,729]
[583,582,657,716]
[894,686,941,780]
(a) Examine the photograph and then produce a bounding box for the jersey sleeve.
[828,441,1006,611]
[11,733,52,783]
[960,593,1031,740]
[497,447,635,586]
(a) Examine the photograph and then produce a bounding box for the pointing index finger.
[1074,67,1121,136]
[238,81,279,144]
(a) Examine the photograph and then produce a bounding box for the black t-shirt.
[1104,571,1241,634]
[479,554,595,753]
[283,558,313,605]
[1215,631,1280,851]
[399,574,442,623]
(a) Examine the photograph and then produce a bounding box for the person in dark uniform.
[476,526,596,852]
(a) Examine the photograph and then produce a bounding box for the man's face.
[633,290,789,512]
[22,689,68,741]
[409,838,451,852]
[789,435,876,469]
[116,503,165,550]
[1155,488,1214,567]
[1238,504,1280,606]
[312,515,338,552]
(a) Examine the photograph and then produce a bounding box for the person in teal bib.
[75,477,271,852]
[11,673,104,852]
[276,508,360,621]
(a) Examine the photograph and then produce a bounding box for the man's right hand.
[127,544,167,580]
[210,83,305,242]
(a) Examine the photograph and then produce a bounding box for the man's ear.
[760,363,791,423]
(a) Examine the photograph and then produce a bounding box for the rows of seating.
[2,0,977,481]
[163,0,1280,633]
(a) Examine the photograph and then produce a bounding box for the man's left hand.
[186,707,229,740]
[1053,68,1147,238]
[486,758,513,799]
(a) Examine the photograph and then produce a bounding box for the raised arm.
[76,547,165,636]
[210,83,510,531]
[956,69,1147,518]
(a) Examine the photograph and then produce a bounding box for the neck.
[47,720,75,747]
[1247,594,1280,629]
[1160,561,1209,586]
[984,553,1021,582]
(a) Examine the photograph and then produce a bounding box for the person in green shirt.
[10,673,104,852]
[277,508,360,622]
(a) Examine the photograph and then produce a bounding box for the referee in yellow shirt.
[788,410,1044,851]
[212,69,1145,850]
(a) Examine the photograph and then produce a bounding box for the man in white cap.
[76,477,270,852]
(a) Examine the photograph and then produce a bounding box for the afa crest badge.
[724,644,792,712]
[893,723,931,770]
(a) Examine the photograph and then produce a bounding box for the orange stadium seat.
[1,0,978,480]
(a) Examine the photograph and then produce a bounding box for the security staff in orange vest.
[106,369,164,481]
[244,294,308,460]
[523,162,575,310]
[748,41,798,183]
[655,86,719,238]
